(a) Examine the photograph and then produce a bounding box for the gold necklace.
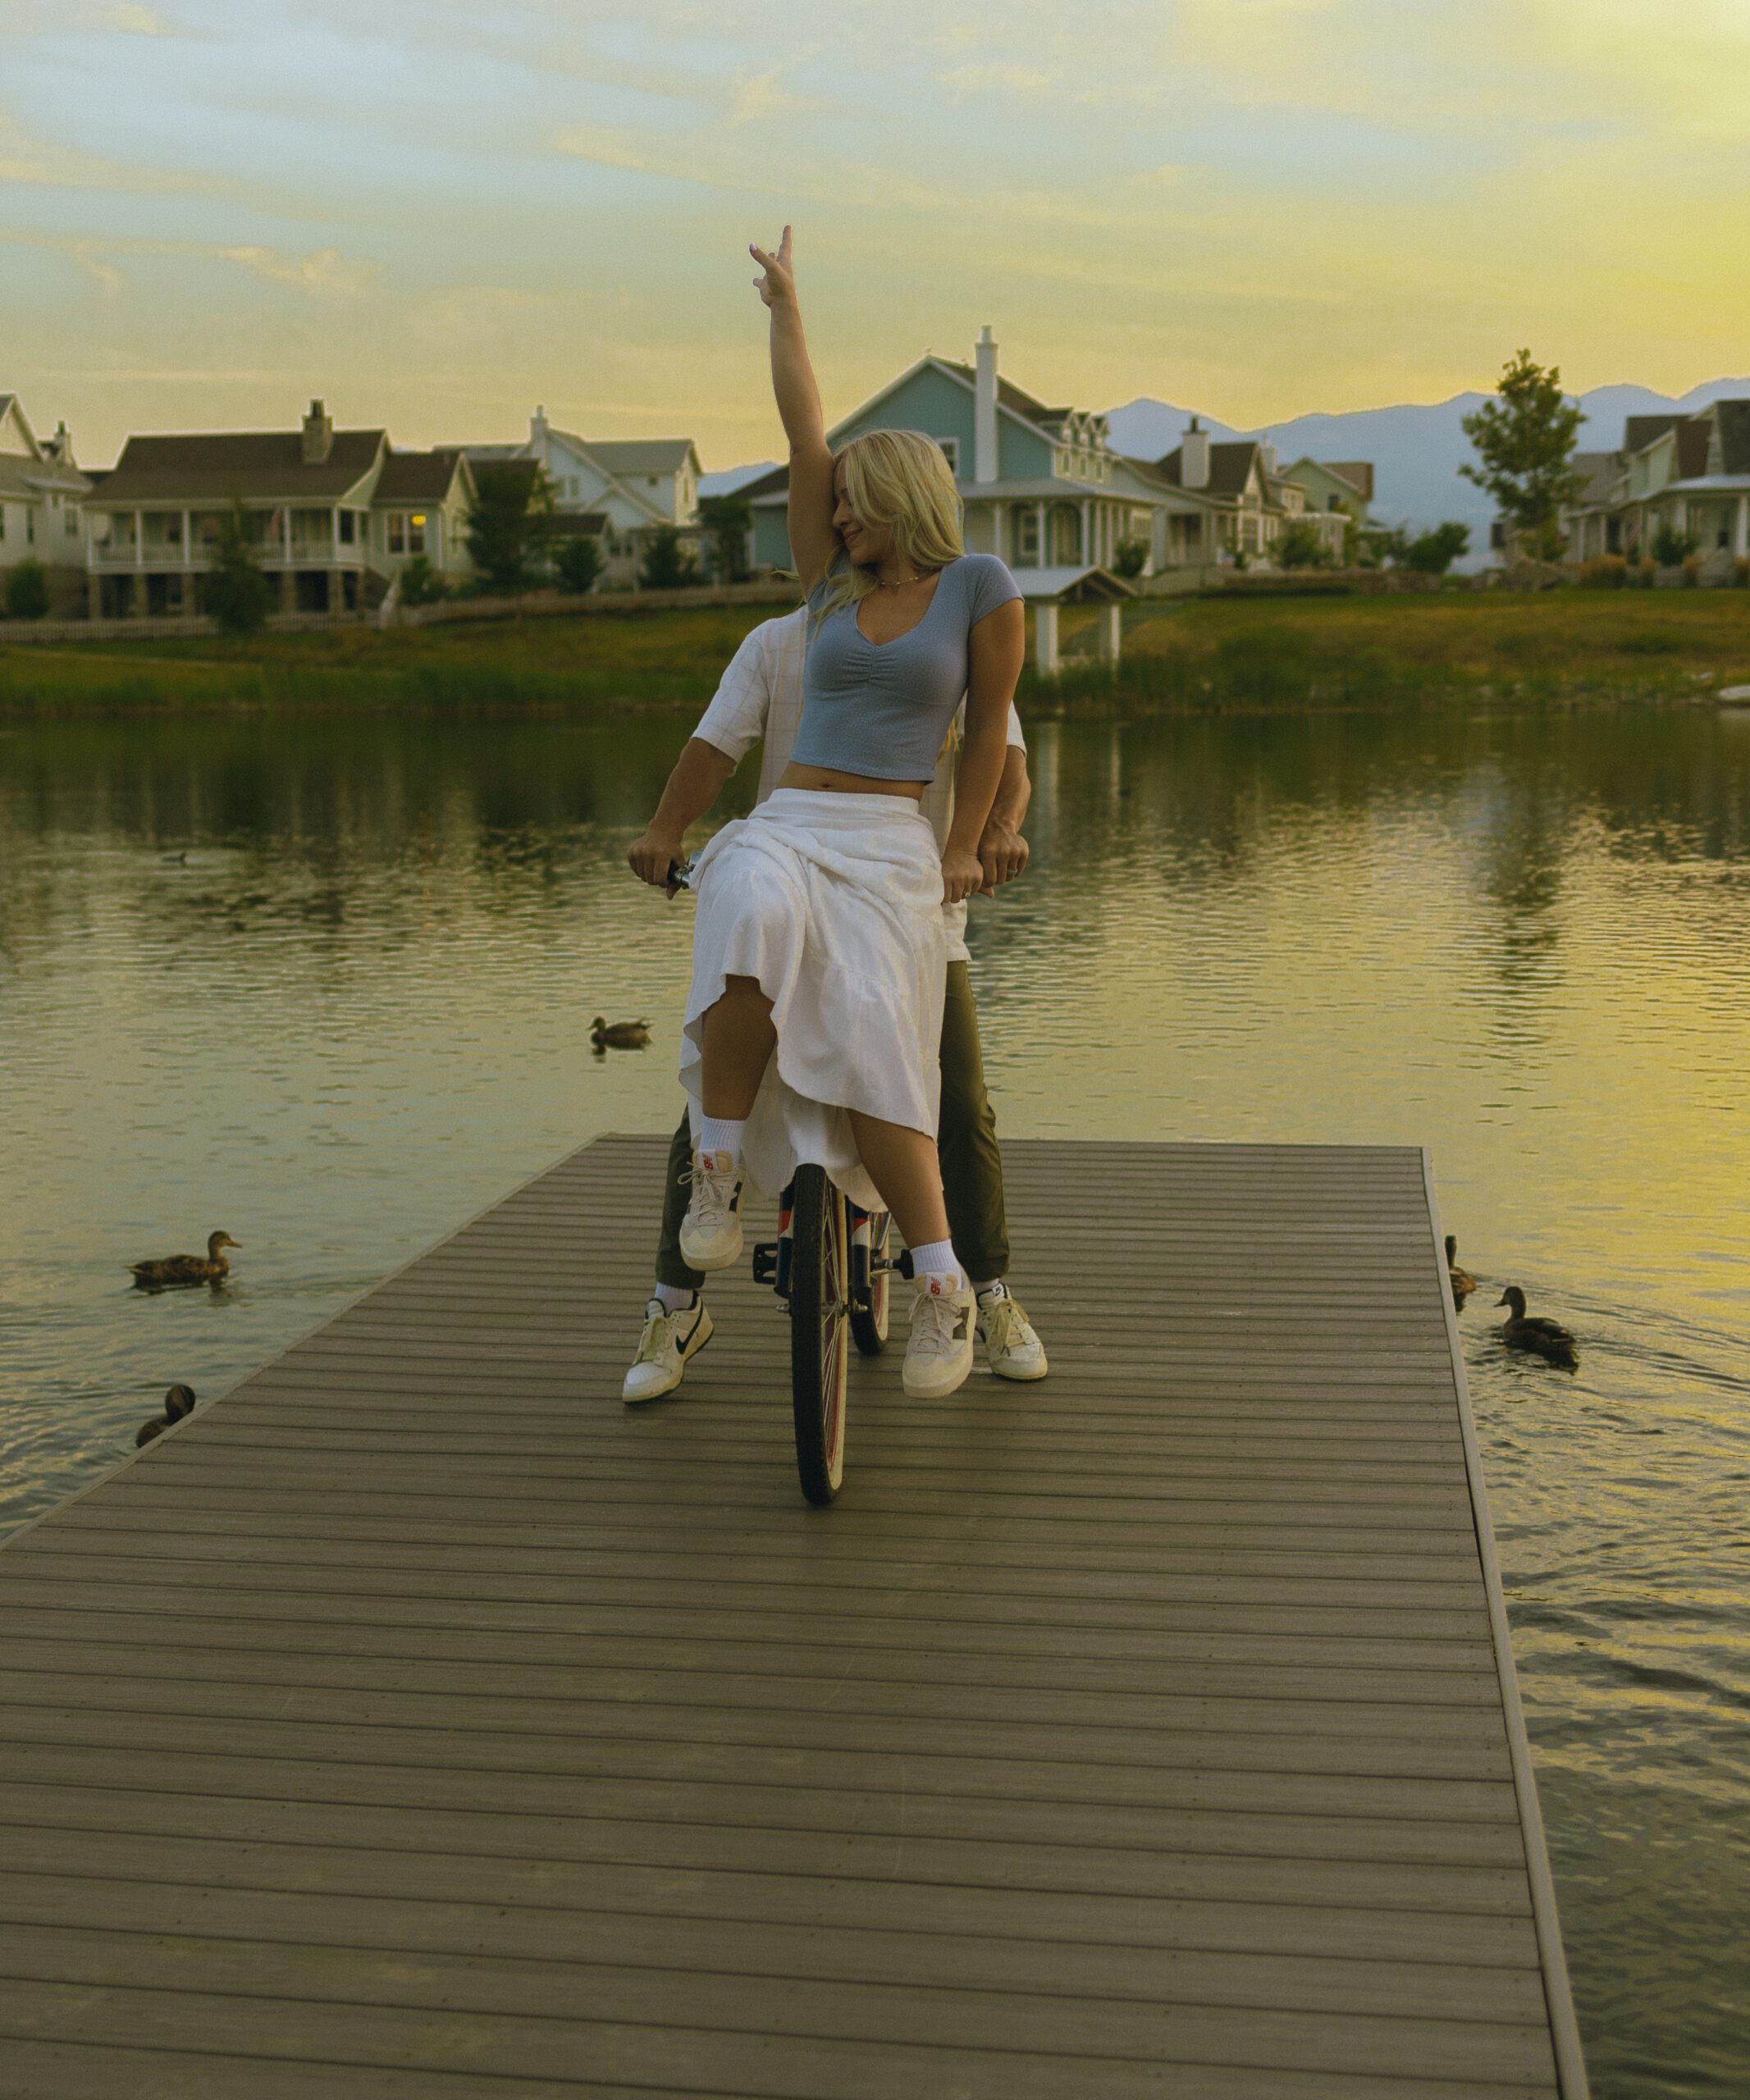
[875,568,930,591]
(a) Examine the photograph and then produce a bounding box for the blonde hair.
[813,428,964,623]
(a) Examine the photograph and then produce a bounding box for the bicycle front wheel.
[789,1164,849,1505]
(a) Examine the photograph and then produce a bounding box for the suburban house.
[465,410,702,587]
[1135,423,1313,568]
[1278,457,1373,550]
[1561,403,1750,577]
[83,403,477,619]
[0,394,91,611]
[744,331,1179,587]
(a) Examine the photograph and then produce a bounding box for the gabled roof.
[1623,414,1684,455]
[1715,400,1750,476]
[374,449,469,504]
[1152,440,1263,500]
[94,428,387,504]
[470,457,543,498]
[1677,418,1711,480]
[1321,460,1374,501]
[931,358,1079,433]
[581,437,697,476]
[1567,450,1620,506]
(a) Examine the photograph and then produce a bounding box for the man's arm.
[978,745,1032,891]
[627,739,738,892]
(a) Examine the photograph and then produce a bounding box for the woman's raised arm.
[751,228,838,593]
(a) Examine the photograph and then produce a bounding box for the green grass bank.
[4,590,1749,719]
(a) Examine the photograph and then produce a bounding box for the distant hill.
[1104,379,1750,562]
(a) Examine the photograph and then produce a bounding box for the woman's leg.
[846,1111,952,1252]
[700,975,776,1116]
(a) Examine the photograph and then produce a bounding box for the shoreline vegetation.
[3,591,1749,720]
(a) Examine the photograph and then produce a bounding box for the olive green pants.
[655,959,1010,1290]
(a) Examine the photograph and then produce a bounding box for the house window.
[66,506,79,536]
[387,512,427,555]
[0,507,7,541]
[25,508,34,544]
[1015,509,1039,563]
[338,511,356,546]
[935,437,959,475]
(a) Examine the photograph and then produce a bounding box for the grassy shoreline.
[3,591,1748,719]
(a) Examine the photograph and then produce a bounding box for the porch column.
[1097,602,1122,664]
[1035,500,1046,567]
[1034,600,1060,675]
[1081,500,1092,566]
[134,510,144,569]
[1737,495,1748,558]
[180,509,191,569]
[991,500,1005,564]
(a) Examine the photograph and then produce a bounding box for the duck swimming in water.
[591,1016,651,1052]
[129,1232,239,1289]
[1496,1286,1579,1370]
[135,1382,197,1447]
[1446,1235,1478,1310]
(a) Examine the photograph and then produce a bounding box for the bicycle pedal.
[752,1242,781,1285]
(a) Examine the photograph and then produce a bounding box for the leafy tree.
[398,554,447,606]
[1275,522,1327,570]
[1357,523,1409,568]
[1110,536,1148,579]
[203,500,274,635]
[639,523,698,590]
[1460,350,1583,559]
[551,534,602,595]
[1403,522,1471,575]
[465,463,555,596]
[4,558,50,619]
[697,493,752,583]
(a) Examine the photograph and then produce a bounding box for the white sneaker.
[978,1286,1049,1381]
[622,1295,714,1404]
[903,1276,976,1399]
[677,1150,745,1272]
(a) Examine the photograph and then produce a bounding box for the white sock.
[699,1116,745,1161]
[974,1280,1004,1303]
[653,1283,696,1314]
[911,1239,966,1292]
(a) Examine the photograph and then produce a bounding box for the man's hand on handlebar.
[628,825,688,897]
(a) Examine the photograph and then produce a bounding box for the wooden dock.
[0,1135,1587,2098]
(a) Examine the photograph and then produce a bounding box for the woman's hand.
[940,845,986,907]
[750,226,796,310]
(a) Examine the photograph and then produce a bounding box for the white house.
[466,410,703,587]
[0,394,91,611]
[1563,404,1750,577]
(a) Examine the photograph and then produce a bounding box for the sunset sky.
[4,0,1748,468]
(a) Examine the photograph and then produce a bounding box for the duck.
[1496,1286,1579,1370]
[1446,1234,1478,1309]
[591,1016,651,1052]
[135,1382,197,1447]
[129,1231,239,1289]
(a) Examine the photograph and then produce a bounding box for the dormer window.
[934,437,960,475]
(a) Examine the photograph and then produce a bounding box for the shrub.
[465,463,555,595]
[1735,558,1750,589]
[1403,522,1472,576]
[1579,555,1628,589]
[398,555,447,606]
[1650,522,1697,567]
[1638,557,1657,587]
[551,536,602,595]
[697,494,752,583]
[1682,552,1702,588]
[1110,536,1149,579]
[4,559,50,620]
[203,500,274,635]
[1275,522,1327,570]
[639,525,698,591]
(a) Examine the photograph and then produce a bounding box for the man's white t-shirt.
[692,605,1026,965]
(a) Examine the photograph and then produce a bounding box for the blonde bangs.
[815,429,966,623]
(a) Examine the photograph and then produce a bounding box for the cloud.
[108,3,167,31]
[218,244,372,294]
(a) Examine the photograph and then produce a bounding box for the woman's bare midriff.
[776,762,925,800]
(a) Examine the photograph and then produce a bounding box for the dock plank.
[0,1135,1584,2095]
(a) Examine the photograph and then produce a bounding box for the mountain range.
[701,377,1750,565]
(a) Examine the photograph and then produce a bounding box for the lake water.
[3,701,1748,2096]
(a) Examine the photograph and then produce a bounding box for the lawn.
[3,587,1748,719]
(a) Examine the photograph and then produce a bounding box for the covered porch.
[1018,565,1135,674]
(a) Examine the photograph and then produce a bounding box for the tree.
[4,558,50,620]
[697,493,752,583]
[1356,523,1409,568]
[1110,536,1148,579]
[398,554,447,606]
[203,500,274,635]
[465,463,555,596]
[551,534,602,595]
[1402,522,1471,576]
[1460,349,1584,560]
[1275,522,1327,570]
[639,523,698,590]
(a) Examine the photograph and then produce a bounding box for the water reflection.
[2,701,1749,2097]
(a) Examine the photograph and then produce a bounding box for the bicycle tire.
[849,1208,892,1357]
[789,1165,849,1505]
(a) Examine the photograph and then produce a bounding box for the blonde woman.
[674,226,1026,1400]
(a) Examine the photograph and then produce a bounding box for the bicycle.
[668,861,898,1506]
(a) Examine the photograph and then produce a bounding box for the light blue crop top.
[790,553,1022,783]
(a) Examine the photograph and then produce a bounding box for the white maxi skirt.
[679,788,948,1212]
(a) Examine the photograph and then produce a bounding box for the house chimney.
[1181,416,1209,491]
[46,419,72,464]
[300,398,333,465]
[531,404,549,446]
[1260,440,1278,476]
[974,326,998,484]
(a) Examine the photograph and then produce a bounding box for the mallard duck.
[1446,1234,1478,1309]
[1496,1286,1579,1369]
[134,1383,197,1448]
[129,1232,239,1289]
[591,1016,651,1052]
